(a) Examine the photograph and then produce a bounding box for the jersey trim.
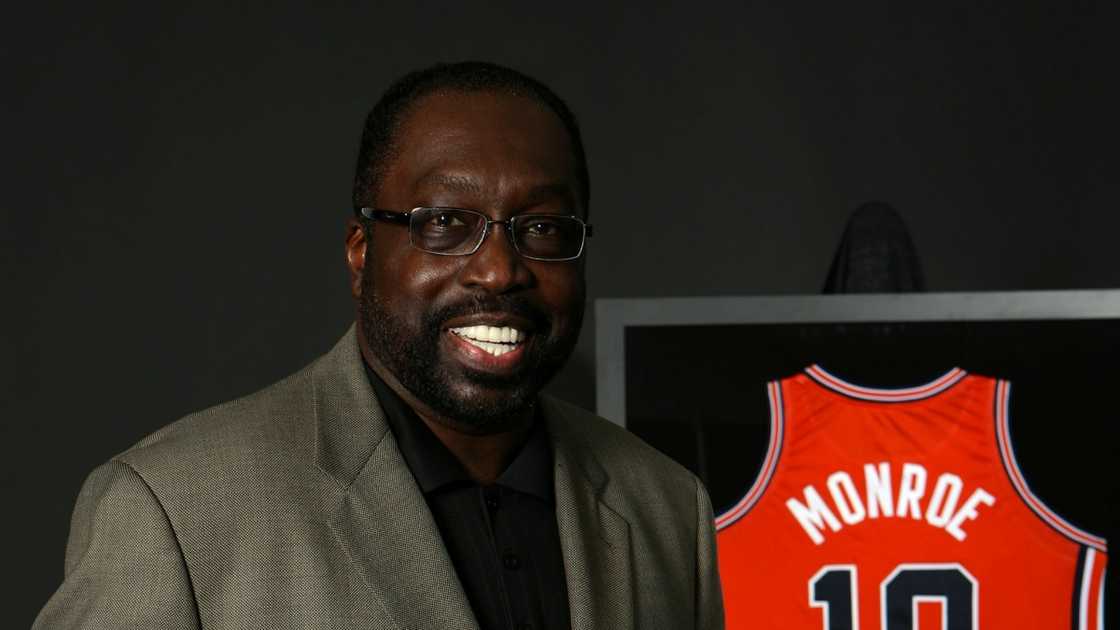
[1073,547,1087,630]
[1072,547,1107,630]
[1097,567,1107,630]
[715,380,784,531]
[805,364,967,402]
[994,380,1108,551]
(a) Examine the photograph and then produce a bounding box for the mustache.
[427,294,551,331]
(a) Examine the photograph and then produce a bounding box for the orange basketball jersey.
[716,366,1107,630]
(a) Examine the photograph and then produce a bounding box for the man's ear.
[345,218,368,299]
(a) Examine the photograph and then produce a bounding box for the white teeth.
[450,325,525,345]
[486,341,513,356]
[460,340,515,356]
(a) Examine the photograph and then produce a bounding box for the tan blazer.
[34,327,724,629]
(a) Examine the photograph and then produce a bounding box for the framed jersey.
[595,290,1118,629]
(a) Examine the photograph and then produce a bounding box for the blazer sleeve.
[695,476,726,630]
[33,459,201,630]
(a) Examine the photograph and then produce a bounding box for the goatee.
[358,273,580,433]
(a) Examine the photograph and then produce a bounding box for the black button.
[484,488,500,510]
[502,553,521,570]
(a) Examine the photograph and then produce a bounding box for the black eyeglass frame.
[356,206,593,262]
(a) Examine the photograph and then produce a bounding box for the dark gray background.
[5,2,1112,624]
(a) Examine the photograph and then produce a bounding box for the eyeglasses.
[357,206,593,261]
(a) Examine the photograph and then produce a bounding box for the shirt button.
[502,553,521,570]
[485,495,500,510]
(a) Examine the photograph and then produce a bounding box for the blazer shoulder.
[115,356,322,483]
[544,395,701,497]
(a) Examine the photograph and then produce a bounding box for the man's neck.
[359,345,534,485]
[418,417,532,485]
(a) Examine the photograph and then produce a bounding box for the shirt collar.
[496,416,552,500]
[363,360,553,502]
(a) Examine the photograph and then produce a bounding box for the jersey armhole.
[994,379,1108,551]
[715,380,785,531]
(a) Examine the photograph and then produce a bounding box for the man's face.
[350,90,586,433]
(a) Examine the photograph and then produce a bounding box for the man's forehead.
[417,172,484,194]
[395,89,571,145]
[383,90,582,203]
[412,169,579,211]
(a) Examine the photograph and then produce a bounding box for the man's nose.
[458,222,534,294]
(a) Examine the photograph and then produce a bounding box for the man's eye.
[430,213,466,229]
[526,220,562,237]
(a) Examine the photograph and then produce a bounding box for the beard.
[358,268,582,433]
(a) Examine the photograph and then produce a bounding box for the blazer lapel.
[313,327,479,630]
[545,397,635,630]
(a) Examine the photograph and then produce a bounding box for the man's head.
[352,62,589,215]
[345,62,589,434]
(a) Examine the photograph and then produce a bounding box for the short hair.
[351,61,590,216]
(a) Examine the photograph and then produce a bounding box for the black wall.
[5,2,1112,624]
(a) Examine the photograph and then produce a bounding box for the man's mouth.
[448,325,526,357]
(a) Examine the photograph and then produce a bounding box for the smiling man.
[35,62,724,630]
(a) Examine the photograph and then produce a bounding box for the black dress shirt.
[364,364,571,630]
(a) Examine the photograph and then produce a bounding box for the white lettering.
[946,488,996,541]
[786,462,995,544]
[864,462,894,518]
[897,463,927,519]
[925,473,963,527]
[787,486,843,545]
[827,471,867,525]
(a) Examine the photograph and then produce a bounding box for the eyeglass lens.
[410,208,585,260]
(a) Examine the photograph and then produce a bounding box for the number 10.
[809,563,977,629]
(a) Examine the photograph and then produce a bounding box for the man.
[35,62,724,629]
